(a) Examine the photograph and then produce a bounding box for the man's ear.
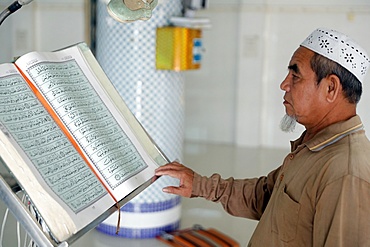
[325,74,341,103]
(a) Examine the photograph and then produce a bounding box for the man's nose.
[280,76,290,92]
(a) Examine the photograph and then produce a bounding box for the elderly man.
[155,28,370,246]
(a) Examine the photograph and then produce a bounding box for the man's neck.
[302,109,356,143]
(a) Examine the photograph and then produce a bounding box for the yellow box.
[156,27,202,71]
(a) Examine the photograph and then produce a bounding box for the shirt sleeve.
[313,175,370,246]
[191,167,281,220]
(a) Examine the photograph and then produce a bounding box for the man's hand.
[155,161,194,198]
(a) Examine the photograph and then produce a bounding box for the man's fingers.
[155,168,181,178]
[155,162,186,177]
[155,162,194,198]
[162,186,177,194]
[162,186,190,197]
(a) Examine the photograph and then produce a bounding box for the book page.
[0,63,108,211]
[0,63,116,242]
[14,43,166,204]
[78,43,169,166]
[25,58,151,198]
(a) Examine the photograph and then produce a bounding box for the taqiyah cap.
[301,27,370,83]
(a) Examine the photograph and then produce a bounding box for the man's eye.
[292,74,299,80]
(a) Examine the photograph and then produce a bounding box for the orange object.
[157,225,240,247]
[207,228,240,247]
[156,27,202,71]
[180,232,213,247]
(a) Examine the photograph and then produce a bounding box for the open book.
[0,43,168,245]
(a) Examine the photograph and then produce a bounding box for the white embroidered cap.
[301,28,370,83]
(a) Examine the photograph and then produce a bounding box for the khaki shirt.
[192,115,370,246]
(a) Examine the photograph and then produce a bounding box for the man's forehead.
[288,47,314,70]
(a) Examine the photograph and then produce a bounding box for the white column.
[95,0,184,238]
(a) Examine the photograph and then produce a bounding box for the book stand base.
[0,173,68,247]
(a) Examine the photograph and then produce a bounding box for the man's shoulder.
[319,131,370,183]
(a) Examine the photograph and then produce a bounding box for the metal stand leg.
[0,174,59,247]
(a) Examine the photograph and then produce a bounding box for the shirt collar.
[291,115,364,152]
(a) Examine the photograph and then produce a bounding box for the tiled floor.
[0,142,289,246]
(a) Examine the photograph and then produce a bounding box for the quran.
[0,43,168,245]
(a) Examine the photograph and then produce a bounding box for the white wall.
[184,1,370,149]
[0,0,86,63]
[183,4,239,144]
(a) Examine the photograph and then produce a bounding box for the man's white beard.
[280,114,297,133]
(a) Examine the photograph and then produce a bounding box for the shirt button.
[289,154,294,160]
